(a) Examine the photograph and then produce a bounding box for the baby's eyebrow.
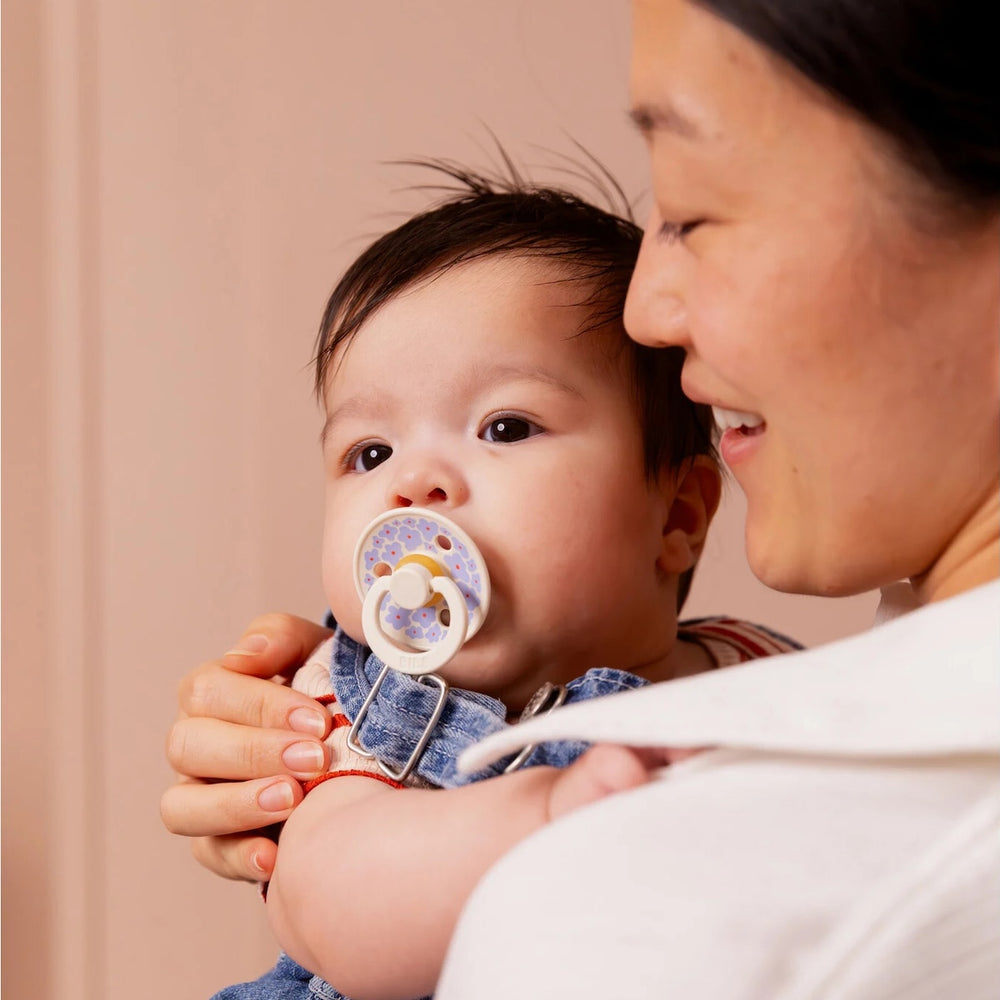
[321,364,584,446]
[321,395,389,447]
[476,364,585,400]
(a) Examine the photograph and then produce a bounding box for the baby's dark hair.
[314,160,716,609]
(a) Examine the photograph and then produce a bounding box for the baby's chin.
[336,619,544,711]
[438,644,517,697]
[443,648,578,715]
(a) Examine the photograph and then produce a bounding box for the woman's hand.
[161,613,334,882]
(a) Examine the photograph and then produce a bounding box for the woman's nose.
[386,454,469,509]
[624,210,691,349]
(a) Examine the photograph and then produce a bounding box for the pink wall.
[1,2,877,997]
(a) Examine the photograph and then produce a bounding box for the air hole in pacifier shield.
[435,534,452,550]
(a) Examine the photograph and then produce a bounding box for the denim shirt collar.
[327,626,649,788]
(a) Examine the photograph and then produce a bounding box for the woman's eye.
[349,443,392,472]
[480,415,542,444]
[657,218,704,244]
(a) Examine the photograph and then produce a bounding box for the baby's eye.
[479,415,543,444]
[349,443,392,472]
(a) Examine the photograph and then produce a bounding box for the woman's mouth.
[713,406,765,435]
[713,407,766,465]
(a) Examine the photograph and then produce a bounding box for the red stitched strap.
[690,622,770,660]
[303,769,406,794]
[680,617,799,662]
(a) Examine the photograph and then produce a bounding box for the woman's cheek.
[688,278,755,377]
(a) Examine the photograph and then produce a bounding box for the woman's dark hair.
[694,0,1000,218]
[315,159,717,610]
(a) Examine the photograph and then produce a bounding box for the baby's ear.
[657,456,722,574]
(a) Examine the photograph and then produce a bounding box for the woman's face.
[625,0,999,598]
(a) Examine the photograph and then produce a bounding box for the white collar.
[460,580,1000,773]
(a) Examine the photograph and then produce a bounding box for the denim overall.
[211,626,650,1000]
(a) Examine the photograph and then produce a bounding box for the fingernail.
[250,851,269,877]
[226,633,269,657]
[289,707,327,737]
[258,781,295,812]
[282,741,325,774]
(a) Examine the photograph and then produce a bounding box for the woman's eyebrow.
[628,102,703,140]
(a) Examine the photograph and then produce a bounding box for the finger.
[160,775,304,837]
[221,612,334,681]
[192,833,280,883]
[166,716,330,781]
[631,745,707,767]
[548,744,651,821]
[179,662,331,736]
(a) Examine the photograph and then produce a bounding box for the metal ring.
[503,682,569,773]
[347,665,451,783]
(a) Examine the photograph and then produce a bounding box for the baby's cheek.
[321,552,364,642]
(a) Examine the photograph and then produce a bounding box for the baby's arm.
[267,745,651,1000]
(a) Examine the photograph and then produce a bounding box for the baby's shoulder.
[678,616,803,668]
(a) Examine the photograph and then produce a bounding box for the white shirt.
[437,581,1000,999]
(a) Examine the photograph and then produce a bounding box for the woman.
[163,0,998,994]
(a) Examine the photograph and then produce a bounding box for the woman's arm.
[267,745,652,1000]
[160,613,335,881]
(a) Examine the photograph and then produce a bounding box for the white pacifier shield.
[352,507,491,674]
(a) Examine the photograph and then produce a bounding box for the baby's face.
[320,255,679,711]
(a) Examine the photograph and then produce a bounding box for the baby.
[213,165,799,1000]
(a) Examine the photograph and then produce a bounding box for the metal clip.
[347,664,450,783]
[503,681,568,773]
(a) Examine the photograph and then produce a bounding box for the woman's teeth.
[713,406,765,434]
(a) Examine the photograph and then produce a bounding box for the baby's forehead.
[325,291,630,396]
[318,250,631,401]
[407,251,587,296]
[347,251,619,333]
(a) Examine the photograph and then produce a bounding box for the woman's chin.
[745,522,825,596]
[748,538,884,599]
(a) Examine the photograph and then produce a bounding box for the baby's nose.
[387,457,468,509]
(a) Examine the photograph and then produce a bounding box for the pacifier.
[352,506,491,675]
[347,507,491,782]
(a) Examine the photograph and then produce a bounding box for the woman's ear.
[657,456,723,574]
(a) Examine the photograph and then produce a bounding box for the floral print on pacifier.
[352,507,491,676]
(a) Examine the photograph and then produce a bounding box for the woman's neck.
[912,488,1000,604]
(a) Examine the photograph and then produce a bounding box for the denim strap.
[327,627,649,788]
